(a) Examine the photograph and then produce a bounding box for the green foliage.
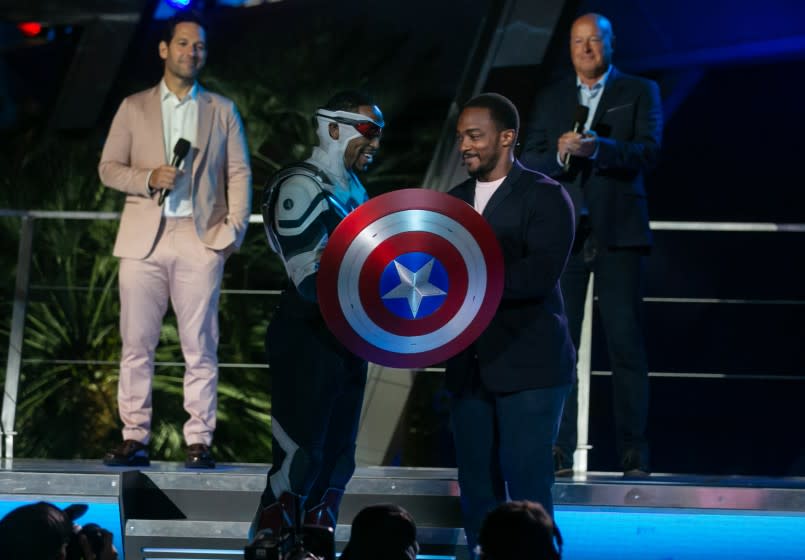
[0,130,126,458]
[19,248,121,458]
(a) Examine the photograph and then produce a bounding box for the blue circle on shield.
[379,252,449,319]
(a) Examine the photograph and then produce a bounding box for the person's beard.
[467,152,499,180]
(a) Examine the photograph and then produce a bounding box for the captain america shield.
[317,188,503,368]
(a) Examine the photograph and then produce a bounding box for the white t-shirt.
[474,176,506,215]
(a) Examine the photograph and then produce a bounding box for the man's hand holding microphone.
[558,104,598,171]
[151,138,191,205]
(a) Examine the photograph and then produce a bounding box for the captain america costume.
[252,98,384,537]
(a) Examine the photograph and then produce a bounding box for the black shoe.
[103,440,150,467]
[553,446,574,477]
[185,443,215,469]
[622,448,650,478]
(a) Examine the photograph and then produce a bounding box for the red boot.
[304,488,343,530]
[249,491,301,540]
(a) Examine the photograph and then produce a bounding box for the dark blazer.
[521,66,662,248]
[445,161,576,394]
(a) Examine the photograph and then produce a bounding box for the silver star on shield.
[381,258,446,318]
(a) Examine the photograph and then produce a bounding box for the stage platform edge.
[2,459,805,560]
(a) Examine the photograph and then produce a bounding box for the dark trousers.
[555,226,650,465]
[450,376,569,552]
[261,290,367,514]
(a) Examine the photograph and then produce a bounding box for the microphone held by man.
[561,104,589,171]
[154,138,191,205]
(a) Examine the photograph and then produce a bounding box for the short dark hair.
[463,92,520,133]
[478,501,562,560]
[161,10,207,45]
[0,502,74,560]
[340,503,418,560]
[321,90,376,113]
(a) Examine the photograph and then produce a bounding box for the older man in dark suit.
[447,93,575,554]
[521,13,663,477]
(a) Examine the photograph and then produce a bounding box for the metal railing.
[2,209,804,464]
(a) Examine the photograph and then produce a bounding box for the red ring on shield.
[358,232,468,337]
[318,188,503,368]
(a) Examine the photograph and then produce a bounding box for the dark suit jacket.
[445,161,576,394]
[521,66,662,248]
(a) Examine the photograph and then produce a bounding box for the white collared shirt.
[159,79,198,217]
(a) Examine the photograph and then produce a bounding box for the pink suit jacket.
[99,83,252,258]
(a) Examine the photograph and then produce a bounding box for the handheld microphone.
[158,138,191,206]
[562,104,589,171]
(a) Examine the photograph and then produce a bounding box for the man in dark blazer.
[447,93,575,553]
[521,13,663,477]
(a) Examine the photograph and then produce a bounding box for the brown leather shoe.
[185,443,215,469]
[103,440,150,467]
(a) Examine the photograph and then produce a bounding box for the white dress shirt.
[159,79,198,217]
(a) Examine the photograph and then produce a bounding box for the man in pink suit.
[98,10,252,468]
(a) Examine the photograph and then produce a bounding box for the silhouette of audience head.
[478,500,562,560]
[0,501,86,560]
[340,503,419,560]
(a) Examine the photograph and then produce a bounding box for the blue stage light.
[153,0,195,19]
[165,0,193,9]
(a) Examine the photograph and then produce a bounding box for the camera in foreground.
[66,522,107,560]
[244,524,334,560]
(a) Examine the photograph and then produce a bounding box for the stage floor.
[1,459,804,559]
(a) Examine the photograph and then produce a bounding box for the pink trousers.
[117,218,225,446]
